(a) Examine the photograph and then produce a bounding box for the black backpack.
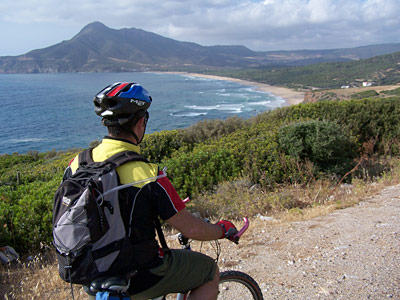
[52,149,151,285]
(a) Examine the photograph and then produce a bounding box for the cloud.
[144,0,400,50]
[0,0,400,55]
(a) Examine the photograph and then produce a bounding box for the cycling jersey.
[68,136,186,270]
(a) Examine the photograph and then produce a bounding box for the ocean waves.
[0,72,286,154]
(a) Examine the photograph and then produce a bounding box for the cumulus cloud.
[0,0,399,55]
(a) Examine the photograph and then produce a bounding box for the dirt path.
[211,184,400,299]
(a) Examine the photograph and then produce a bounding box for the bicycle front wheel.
[218,270,263,300]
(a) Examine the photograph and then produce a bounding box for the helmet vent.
[101,110,114,116]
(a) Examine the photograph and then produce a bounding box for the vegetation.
[351,90,379,99]
[381,87,400,96]
[1,96,400,256]
[277,120,357,176]
[208,51,400,89]
[0,151,77,253]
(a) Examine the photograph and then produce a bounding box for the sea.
[0,72,286,154]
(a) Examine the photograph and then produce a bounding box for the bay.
[0,72,285,154]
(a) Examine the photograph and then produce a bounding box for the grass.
[2,157,400,300]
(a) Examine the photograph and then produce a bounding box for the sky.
[0,0,400,56]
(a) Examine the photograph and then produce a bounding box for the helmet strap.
[132,114,148,145]
[129,131,141,145]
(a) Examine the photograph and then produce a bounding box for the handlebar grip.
[226,228,240,244]
[224,217,249,244]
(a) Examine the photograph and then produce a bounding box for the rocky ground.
[193,184,400,299]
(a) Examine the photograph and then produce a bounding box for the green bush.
[141,130,187,163]
[0,151,76,253]
[267,97,400,155]
[381,87,400,96]
[277,120,357,177]
[164,144,242,197]
[351,90,379,99]
[141,117,246,164]
[164,120,283,197]
[182,116,246,143]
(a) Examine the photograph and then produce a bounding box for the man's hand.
[217,220,238,243]
[167,208,225,241]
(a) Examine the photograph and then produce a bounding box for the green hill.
[210,51,400,89]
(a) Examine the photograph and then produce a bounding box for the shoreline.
[160,71,305,106]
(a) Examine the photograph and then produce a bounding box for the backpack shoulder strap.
[105,150,149,168]
[78,148,94,167]
[155,218,169,249]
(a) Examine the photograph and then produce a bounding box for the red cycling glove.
[217,220,237,240]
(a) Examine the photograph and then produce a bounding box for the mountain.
[0,22,263,73]
[1,21,400,73]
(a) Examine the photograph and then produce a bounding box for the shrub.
[277,120,358,177]
[268,97,400,155]
[164,145,242,197]
[0,151,76,253]
[182,116,246,143]
[141,117,246,163]
[381,87,400,96]
[141,130,188,163]
[350,90,378,99]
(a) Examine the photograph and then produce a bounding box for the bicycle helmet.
[94,82,152,126]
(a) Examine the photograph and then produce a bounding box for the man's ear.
[132,116,145,132]
[137,116,145,128]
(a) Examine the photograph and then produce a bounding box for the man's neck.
[107,133,138,145]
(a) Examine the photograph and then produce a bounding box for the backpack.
[52,149,150,285]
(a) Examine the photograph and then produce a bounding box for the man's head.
[93,82,152,144]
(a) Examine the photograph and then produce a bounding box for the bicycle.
[88,217,263,300]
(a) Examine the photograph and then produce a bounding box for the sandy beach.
[165,72,305,106]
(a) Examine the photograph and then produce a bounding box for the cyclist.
[66,82,237,300]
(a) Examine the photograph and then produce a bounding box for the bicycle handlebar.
[228,217,249,244]
[182,197,249,244]
[233,217,249,240]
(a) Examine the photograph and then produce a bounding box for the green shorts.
[87,249,217,299]
[131,249,217,299]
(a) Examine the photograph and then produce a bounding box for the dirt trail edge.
[221,184,400,299]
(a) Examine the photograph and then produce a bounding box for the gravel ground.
[213,184,400,299]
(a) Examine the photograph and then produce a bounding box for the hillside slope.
[214,51,400,89]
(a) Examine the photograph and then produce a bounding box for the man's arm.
[166,208,224,241]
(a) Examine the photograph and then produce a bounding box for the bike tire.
[218,270,263,300]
